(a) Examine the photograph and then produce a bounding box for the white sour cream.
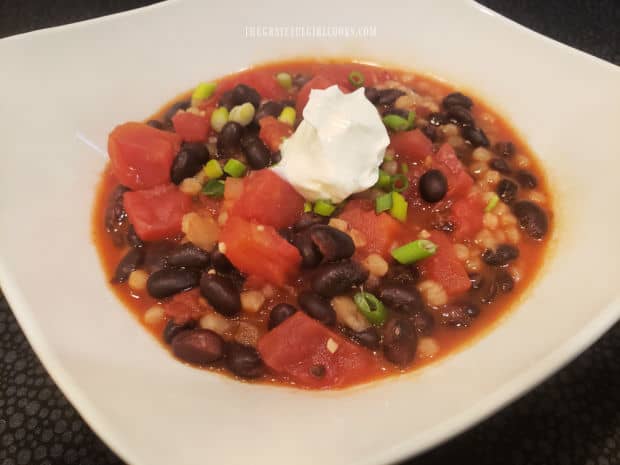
[271,85,389,203]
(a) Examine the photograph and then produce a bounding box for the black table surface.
[1,1,618,464]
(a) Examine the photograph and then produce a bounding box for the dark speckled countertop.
[1,1,618,464]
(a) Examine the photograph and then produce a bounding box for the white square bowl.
[1,1,619,464]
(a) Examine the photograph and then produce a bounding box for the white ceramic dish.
[1,1,620,464]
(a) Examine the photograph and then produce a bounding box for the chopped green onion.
[354,292,387,326]
[375,192,393,213]
[304,202,313,213]
[389,191,408,222]
[210,107,229,132]
[348,71,365,88]
[276,72,293,90]
[314,199,336,217]
[202,179,225,198]
[485,193,500,212]
[376,170,392,190]
[228,102,255,126]
[384,153,394,162]
[391,239,438,265]
[382,110,415,132]
[191,82,217,105]
[223,159,247,178]
[391,174,409,193]
[278,106,296,126]
[401,163,409,174]
[203,159,223,179]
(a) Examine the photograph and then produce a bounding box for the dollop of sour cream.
[271,85,389,203]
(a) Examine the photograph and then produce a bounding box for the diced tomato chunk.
[296,76,348,114]
[108,122,181,190]
[451,193,485,241]
[220,216,301,286]
[258,312,380,389]
[419,231,471,297]
[433,143,474,199]
[258,116,293,152]
[389,129,433,163]
[163,289,206,324]
[215,69,288,101]
[123,184,192,241]
[172,111,209,142]
[231,170,304,229]
[338,200,404,257]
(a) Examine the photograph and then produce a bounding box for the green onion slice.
[304,202,313,213]
[375,192,393,213]
[348,71,365,88]
[202,179,225,198]
[376,170,392,190]
[391,239,438,265]
[191,82,217,105]
[223,159,247,178]
[354,292,387,326]
[401,162,409,174]
[278,106,296,126]
[314,199,336,217]
[389,191,408,222]
[203,159,223,179]
[391,174,409,193]
[276,72,293,90]
[382,110,415,132]
[485,193,500,212]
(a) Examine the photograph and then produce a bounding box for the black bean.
[384,264,420,286]
[439,304,473,327]
[512,201,549,239]
[496,270,515,293]
[104,185,129,247]
[278,227,296,245]
[494,141,515,158]
[346,327,381,350]
[482,244,519,267]
[298,291,336,326]
[383,318,417,367]
[126,224,143,248]
[255,101,284,121]
[226,343,263,378]
[489,157,512,174]
[479,277,498,305]
[379,284,423,314]
[162,320,195,344]
[147,269,200,299]
[111,248,144,283]
[311,260,369,297]
[217,122,244,157]
[210,249,235,273]
[419,169,448,203]
[199,274,241,316]
[412,311,434,336]
[516,170,538,189]
[166,243,210,269]
[268,303,297,329]
[146,119,165,130]
[163,100,190,125]
[462,126,489,147]
[434,221,455,234]
[309,364,326,378]
[170,142,209,184]
[292,232,323,268]
[364,87,380,104]
[241,134,271,169]
[231,84,261,108]
[496,178,519,205]
[292,74,312,88]
[377,88,405,105]
[218,91,235,110]
[142,241,175,273]
[446,106,474,126]
[292,213,328,232]
[442,92,473,110]
[171,329,224,365]
[429,112,448,126]
[468,272,484,290]
[420,125,438,142]
[465,304,481,318]
[309,225,355,262]
[271,151,282,164]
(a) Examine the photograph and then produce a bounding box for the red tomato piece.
[220,216,301,286]
[451,193,485,241]
[231,170,304,229]
[389,129,433,163]
[108,122,181,190]
[419,231,471,297]
[123,184,192,241]
[338,200,404,257]
[258,312,380,389]
[258,116,293,152]
[163,289,206,324]
[296,75,348,114]
[216,69,288,101]
[433,143,474,199]
[171,111,209,142]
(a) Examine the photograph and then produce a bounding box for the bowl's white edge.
[2,1,620,464]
